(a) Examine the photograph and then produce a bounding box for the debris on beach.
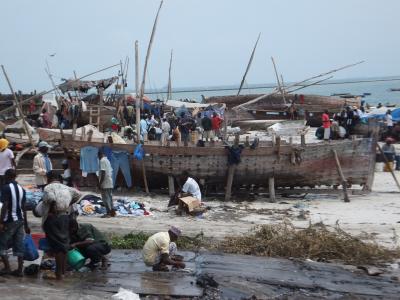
[219,221,400,265]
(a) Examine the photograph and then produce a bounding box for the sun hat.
[0,138,9,151]
[38,141,52,149]
[169,226,182,237]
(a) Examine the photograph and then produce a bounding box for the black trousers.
[79,242,111,264]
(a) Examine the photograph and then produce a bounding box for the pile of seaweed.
[218,222,400,265]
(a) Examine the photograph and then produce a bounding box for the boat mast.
[139,0,164,111]
[167,49,173,100]
[135,40,141,142]
[237,33,261,96]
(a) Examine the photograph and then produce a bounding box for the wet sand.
[2,250,400,299]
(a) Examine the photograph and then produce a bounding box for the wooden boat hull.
[62,138,376,190]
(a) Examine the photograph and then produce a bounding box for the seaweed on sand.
[218,221,400,265]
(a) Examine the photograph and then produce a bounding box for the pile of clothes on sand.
[77,195,151,217]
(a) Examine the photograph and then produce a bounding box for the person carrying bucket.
[37,171,82,280]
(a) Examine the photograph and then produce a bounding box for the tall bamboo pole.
[135,40,141,142]
[1,65,34,146]
[271,57,286,104]
[237,33,261,96]
[167,49,173,100]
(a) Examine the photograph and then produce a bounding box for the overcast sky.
[0,0,399,93]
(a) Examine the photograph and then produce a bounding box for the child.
[61,160,72,187]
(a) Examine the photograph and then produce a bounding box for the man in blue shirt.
[0,169,30,277]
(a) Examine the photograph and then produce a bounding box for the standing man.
[178,112,191,147]
[211,112,223,140]
[0,139,15,189]
[0,169,30,277]
[386,109,393,136]
[322,109,331,141]
[142,226,185,271]
[98,151,115,218]
[33,141,53,189]
[140,114,149,142]
[201,114,212,142]
[161,118,171,146]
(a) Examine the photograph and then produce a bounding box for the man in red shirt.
[322,109,331,141]
[211,112,223,140]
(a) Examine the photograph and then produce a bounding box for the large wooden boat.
[61,137,376,192]
[204,93,361,127]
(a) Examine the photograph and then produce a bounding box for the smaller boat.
[3,119,39,144]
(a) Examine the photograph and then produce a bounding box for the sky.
[0,0,399,93]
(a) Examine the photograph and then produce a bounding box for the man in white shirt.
[0,139,15,189]
[180,171,202,201]
[386,110,393,134]
[98,151,115,218]
[161,118,171,146]
[33,141,53,189]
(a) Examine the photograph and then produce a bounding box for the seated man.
[142,226,185,272]
[181,171,201,201]
[69,219,111,269]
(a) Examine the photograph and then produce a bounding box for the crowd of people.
[119,105,224,146]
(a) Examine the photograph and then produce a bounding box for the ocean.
[44,76,400,106]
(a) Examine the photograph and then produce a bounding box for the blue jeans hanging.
[111,151,132,188]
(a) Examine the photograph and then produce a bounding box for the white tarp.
[164,100,213,109]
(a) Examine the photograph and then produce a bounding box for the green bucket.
[67,248,86,270]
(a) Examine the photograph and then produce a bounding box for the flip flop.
[42,271,57,280]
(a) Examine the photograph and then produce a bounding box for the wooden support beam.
[168,175,175,197]
[269,176,276,202]
[332,150,350,202]
[301,134,306,147]
[225,165,236,201]
[141,160,149,194]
